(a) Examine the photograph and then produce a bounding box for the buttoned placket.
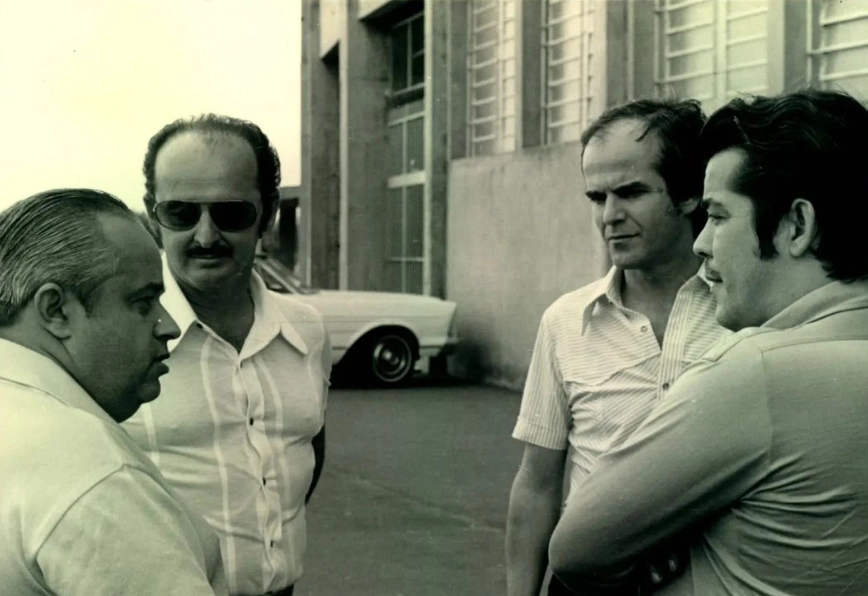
[657,286,694,400]
[235,354,284,571]
[615,294,686,402]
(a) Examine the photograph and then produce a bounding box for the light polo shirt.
[123,262,331,596]
[0,339,227,596]
[514,266,727,499]
[555,280,868,595]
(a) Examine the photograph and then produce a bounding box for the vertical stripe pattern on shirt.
[200,337,239,595]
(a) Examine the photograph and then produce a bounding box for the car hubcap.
[372,335,412,382]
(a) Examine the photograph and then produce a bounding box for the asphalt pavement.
[296,379,524,596]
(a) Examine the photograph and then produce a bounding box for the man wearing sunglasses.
[123,114,331,596]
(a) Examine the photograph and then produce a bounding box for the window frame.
[541,0,597,144]
[467,0,518,156]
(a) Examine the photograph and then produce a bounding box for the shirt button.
[662,382,670,390]
[249,417,254,426]
[270,540,275,547]
[262,478,267,486]
[640,325,648,332]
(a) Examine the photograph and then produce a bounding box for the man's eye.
[707,214,725,224]
[135,298,156,314]
[587,194,606,204]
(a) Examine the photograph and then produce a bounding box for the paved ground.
[295,379,524,596]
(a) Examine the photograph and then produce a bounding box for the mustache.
[186,244,233,258]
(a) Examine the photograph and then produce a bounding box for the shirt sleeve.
[549,342,771,580]
[37,466,226,596]
[320,322,332,416]
[513,311,571,450]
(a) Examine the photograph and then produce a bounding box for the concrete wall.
[446,142,609,391]
[339,0,391,291]
[302,0,341,289]
[320,0,342,58]
[357,0,399,20]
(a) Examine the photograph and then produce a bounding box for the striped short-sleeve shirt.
[123,260,331,595]
[513,266,727,500]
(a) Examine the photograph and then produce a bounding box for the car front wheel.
[368,332,415,385]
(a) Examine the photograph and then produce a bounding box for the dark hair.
[142,114,281,234]
[581,98,708,236]
[699,89,868,282]
[0,189,135,326]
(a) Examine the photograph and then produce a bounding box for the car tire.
[364,331,416,386]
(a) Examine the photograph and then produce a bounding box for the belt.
[263,586,294,596]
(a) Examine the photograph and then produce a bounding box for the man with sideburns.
[123,115,331,596]
[550,90,868,595]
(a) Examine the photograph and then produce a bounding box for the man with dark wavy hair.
[507,98,728,596]
[550,89,868,595]
[123,115,330,596]
[0,189,227,595]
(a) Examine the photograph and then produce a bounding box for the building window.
[391,11,425,101]
[384,183,424,295]
[655,0,769,113]
[467,0,516,156]
[386,12,426,294]
[542,0,596,144]
[809,0,868,103]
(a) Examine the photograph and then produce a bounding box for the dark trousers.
[547,574,642,596]
[548,574,575,595]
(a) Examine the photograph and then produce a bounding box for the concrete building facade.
[301,0,868,389]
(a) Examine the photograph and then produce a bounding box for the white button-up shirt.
[0,339,227,596]
[514,267,727,500]
[124,261,330,596]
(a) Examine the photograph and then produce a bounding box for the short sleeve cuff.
[513,417,569,451]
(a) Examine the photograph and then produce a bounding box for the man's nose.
[693,220,713,259]
[192,208,220,246]
[155,304,182,340]
[601,195,624,224]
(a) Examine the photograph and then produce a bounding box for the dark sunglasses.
[153,200,259,232]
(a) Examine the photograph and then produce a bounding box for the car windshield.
[254,256,319,295]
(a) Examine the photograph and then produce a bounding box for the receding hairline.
[151,129,259,182]
[581,118,665,173]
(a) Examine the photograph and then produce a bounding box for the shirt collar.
[0,338,117,425]
[248,269,309,356]
[761,279,868,330]
[161,255,308,355]
[580,266,709,335]
[579,268,622,335]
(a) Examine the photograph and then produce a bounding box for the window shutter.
[811,0,868,103]
[656,0,769,113]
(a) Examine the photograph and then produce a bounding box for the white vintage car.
[254,255,458,386]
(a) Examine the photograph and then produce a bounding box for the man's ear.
[258,200,279,238]
[142,199,163,248]
[33,283,77,340]
[782,198,819,258]
[677,196,701,216]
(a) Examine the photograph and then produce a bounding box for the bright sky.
[0,0,301,213]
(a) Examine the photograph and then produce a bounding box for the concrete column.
[630,0,657,100]
[340,0,391,290]
[517,0,543,148]
[603,0,629,108]
[425,0,450,299]
[301,0,341,289]
[768,0,811,93]
[447,0,469,161]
